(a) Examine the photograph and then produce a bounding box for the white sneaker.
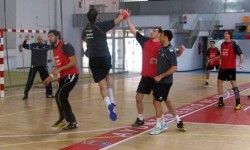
[150,125,164,135]
[161,121,169,131]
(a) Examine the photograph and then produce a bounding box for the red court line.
[61,82,250,150]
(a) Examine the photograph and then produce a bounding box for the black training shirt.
[157,44,177,84]
[82,20,115,58]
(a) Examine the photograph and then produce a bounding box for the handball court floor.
[0,72,250,150]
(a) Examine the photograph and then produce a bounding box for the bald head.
[37,35,44,44]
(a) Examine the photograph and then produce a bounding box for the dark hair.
[48,30,61,39]
[162,30,173,41]
[210,40,215,44]
[87,8,98,23]
[225,30,233,39]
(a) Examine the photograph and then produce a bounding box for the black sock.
[219,97,223,103]
[236,99,240,105]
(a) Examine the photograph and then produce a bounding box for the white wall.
[14,0,55,69]
[16,0,54,30]
[125,15,170,28]
[62,0,82,70]
[81,0,119,13]
[183,14,198,30]
[177,37,203,71]
[2,0,81,70]
[2,1,250,72]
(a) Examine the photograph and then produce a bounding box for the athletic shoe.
[51,120,67,130]
[61,122,78,131]
[22,95,28,100]
[234,104,241,110]
[46,94,55,98]
[161,121,169,131]
[150,125,164,135]
[217,100,225,108]
[177,121,186,132]
[108,104,117,121]
[131,118,144,127]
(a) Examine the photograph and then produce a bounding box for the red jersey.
[220,41,236,69]
[141,39,161,77]
[53,41,79,78]
[207,47,220,66]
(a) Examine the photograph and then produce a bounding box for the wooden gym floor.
[0,72,250,150]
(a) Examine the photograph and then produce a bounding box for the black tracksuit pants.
[55,74,78,123]
[24,66,53,96]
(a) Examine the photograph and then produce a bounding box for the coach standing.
[22,35,54,100]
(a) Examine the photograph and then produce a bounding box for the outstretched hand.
[119,9,130,20]
[177,45,186,57]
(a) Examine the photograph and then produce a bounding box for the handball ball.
[122,9,129,19]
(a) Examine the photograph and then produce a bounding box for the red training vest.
[207,47,220,66]
[220,41,236,69]
[141,39,161,77]
[53,41,79,78]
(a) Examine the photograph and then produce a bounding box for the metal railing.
[208,14,219,38]
[188,16,200,48]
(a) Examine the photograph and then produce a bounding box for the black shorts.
[207,65,220,70]
[89,57,112,83]
[218,69,236,81]
[136,76,155,94]
[153,82,172,102]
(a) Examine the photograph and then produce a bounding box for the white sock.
[104,96,111,108]
[175,115,181,123]
[156,118,162,128]
[138,114,144,121]
[108,88,116,104]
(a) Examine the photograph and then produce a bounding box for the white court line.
[244,106,250,111]
[0,126,127,138]
[3,90,44,98]
[101,88,246,150]
[1,79,248,143]
[101,119,176,150]
[0,81,136,119]
[0,75,220,99]
[2,76,131,99]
